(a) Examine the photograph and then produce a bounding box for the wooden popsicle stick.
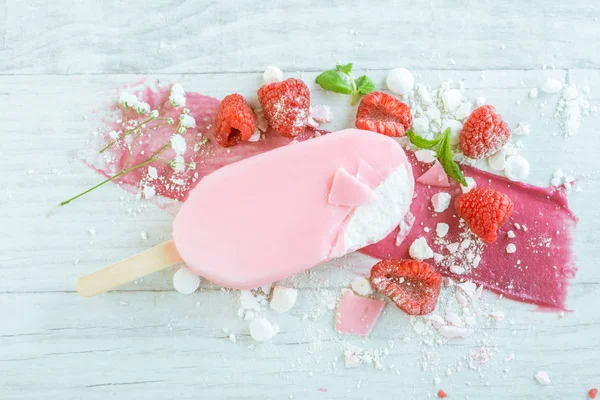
[76,240,182,297]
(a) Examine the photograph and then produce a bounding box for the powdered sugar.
[552,82,595,137]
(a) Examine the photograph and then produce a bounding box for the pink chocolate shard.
[416,160,451,187]
[357,160,384,188]
[328,167,377,207]
[395,212,416,246]
[335,290,385,336]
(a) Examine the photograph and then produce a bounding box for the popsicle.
[76,129,415,296]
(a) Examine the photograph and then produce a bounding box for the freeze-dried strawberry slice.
[355,91,412,137]
[369,259,441,315]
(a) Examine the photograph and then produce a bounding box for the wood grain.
[1,0,600,74]
[76,240,181,297]
[1,2,600,399]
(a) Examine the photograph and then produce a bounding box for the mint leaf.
[315,70,353,95]
[336,63,353,75]
[355,75,375,95]
[406,130,443,149]
[437,130,468,186]
[318,63,375,104]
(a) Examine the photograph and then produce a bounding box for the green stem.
[122,130,142,170]
[341,70,359,105]
[349,75,357,94]
[58,144,170,207]
[157,97,169,110]
[123,121,170,168]
[99,115,157,154]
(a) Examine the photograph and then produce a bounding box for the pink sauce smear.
[362,153,577,310]
[88,83,577,309]
[89,83,318,206]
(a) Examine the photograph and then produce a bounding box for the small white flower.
[170,134,187,155]
[177,125,186,134]
[119,92,139,108]
[170,94,186,108]
[188,161,196,170]
[171,83,184,95]
[166,117,174,125]
[150,110,159,118]
[134,101,150,114]
[169,83,186,108]
[179,114,196,129]
[182,108,190,114]
[170,155,185,172]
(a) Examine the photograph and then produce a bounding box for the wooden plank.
[1,69,599,399]
[1,0,600,74]
[1,291,599,399]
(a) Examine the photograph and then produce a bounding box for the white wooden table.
[2,1,599,399]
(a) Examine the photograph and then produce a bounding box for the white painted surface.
[1,1,599,399]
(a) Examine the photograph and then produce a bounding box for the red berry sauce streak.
[362,152,577,310]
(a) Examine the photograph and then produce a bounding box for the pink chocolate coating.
[173,129,413,289]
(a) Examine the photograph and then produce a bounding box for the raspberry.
[257,78,310,138]
[437,389,448,398]
[455,188,514,243]
[459,105,511,159]
[355,91,412,137]
[369,259,441,316]
[213,94,256,147]
[590,388,598,399]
